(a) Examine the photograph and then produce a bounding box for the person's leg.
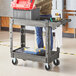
[35,27,53,50]
[35,27,44,48]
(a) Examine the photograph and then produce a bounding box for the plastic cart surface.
[10,17,71,70]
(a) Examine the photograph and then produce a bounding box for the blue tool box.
[24,48,46,56]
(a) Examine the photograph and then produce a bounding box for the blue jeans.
[36,27,53,50]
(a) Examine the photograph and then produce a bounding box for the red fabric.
[11,0,36,10]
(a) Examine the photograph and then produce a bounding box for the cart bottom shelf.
[11,47,60,63]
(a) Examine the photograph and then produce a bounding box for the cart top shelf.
[11,18,71,30]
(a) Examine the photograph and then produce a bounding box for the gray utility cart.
[10,10,71,70]
[10,18,71,70]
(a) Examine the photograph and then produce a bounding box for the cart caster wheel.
[12,58,18,65]
[53,59,60,66]
[45,64,51,71]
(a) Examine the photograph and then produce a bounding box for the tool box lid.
[11,0,36,10]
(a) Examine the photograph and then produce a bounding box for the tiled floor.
[0,31,76,76]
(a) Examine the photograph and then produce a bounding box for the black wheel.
[53,59,60,66]
[12,58,18,65]
[45,64,51,71]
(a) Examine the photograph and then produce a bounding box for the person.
[35,0,53,50]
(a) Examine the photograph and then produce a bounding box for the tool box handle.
[30,0,35,8]
[13,0,18,3]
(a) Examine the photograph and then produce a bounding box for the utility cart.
[10,0,71,71]
[10,17,71,70]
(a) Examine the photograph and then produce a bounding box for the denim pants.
[35,27,53,50]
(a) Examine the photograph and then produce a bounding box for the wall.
[0,0,13,17]
[63,0,75,34]
[1,17,20,28]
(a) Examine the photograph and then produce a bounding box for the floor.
[0,31,76,76]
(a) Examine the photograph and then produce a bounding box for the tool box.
[11,0,40,20]
[16,48,45,56]
[24,48,45,56]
